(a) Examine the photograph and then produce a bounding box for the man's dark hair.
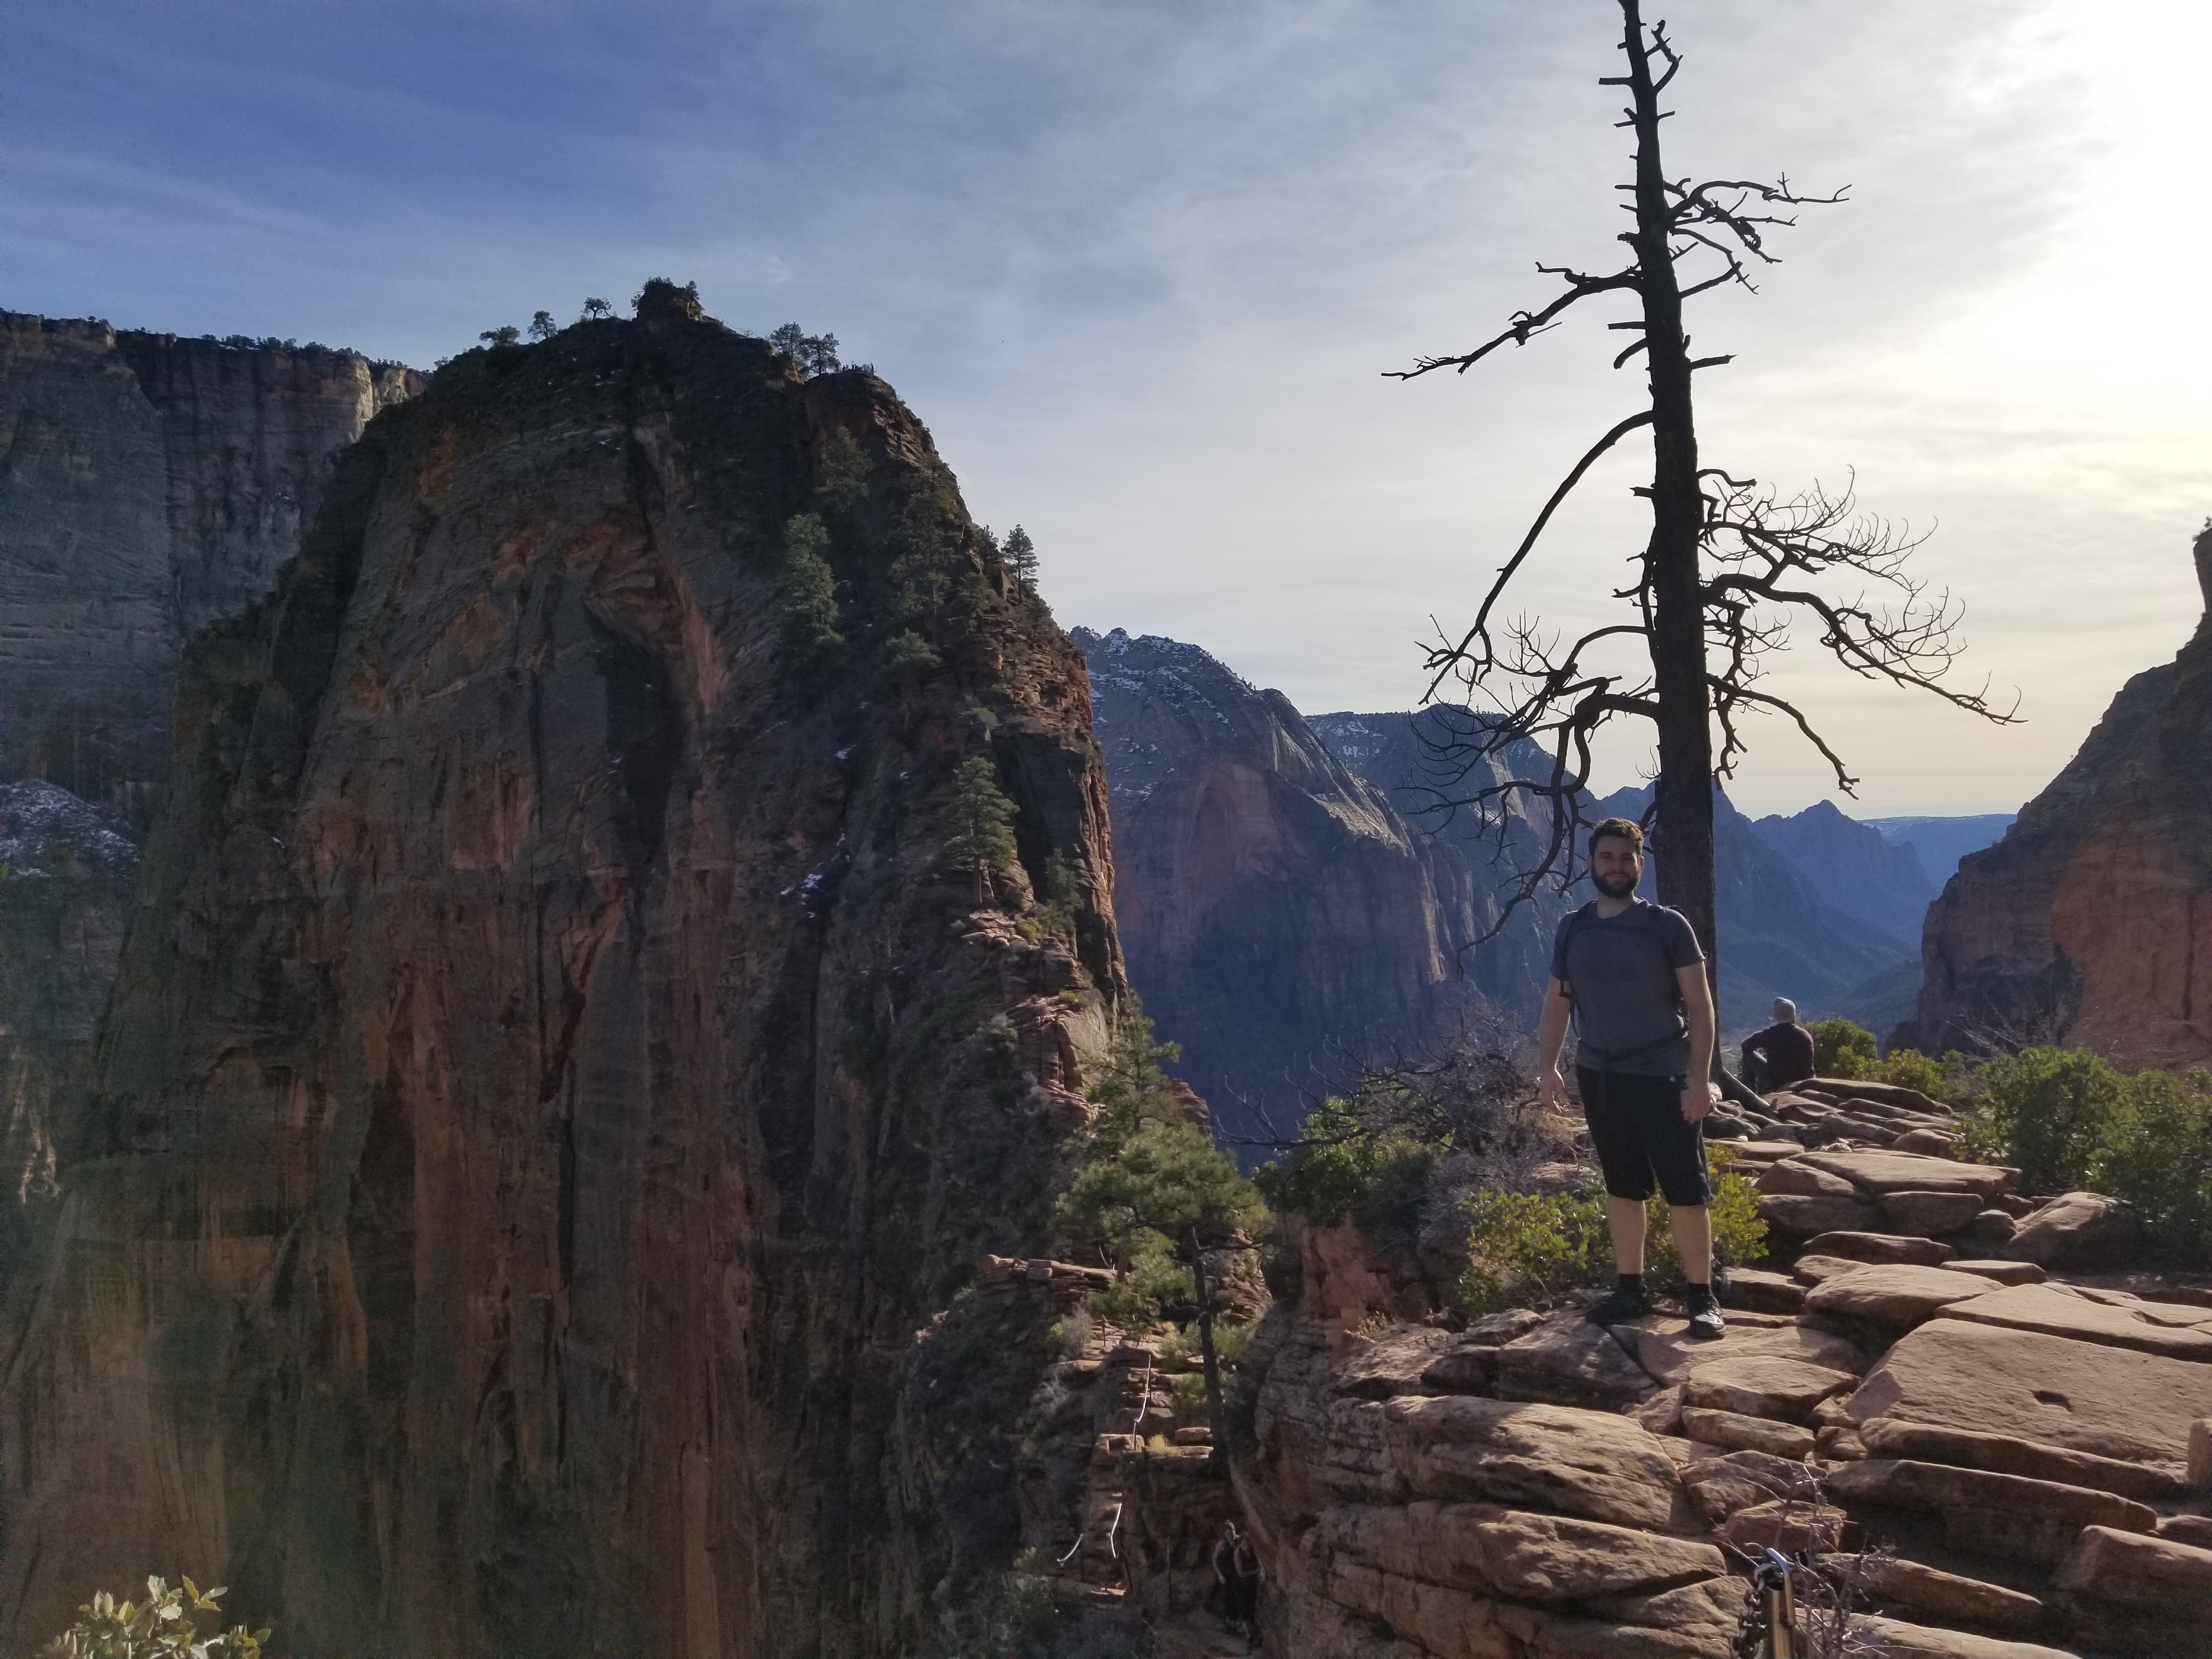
[1588,816,1645,857]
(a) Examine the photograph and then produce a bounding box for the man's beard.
[1593,869,1639,899]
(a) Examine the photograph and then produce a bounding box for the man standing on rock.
[1740,997,1816,1094]
[1537,817,1726,1336]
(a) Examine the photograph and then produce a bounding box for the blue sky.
[5,1,2207,816]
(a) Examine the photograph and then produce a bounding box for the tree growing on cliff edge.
[1398,0,2015,996]
[943,756,1022,903]
[1003,525,1039,593]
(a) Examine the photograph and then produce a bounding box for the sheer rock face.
[1076,631,1498,1140]
[0,308,1123,1658]
[1915,527,2212,1065]
[0,310,421,826]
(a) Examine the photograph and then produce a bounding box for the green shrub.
[1253,1111,1432,1233]
[1872,1048,1946,1098]
[42,1577,266,1659]
[1976,1046,2125,1194]
[1808,1018,1877,1079]
[775,512,844,662]
[2095,1069,2212,1266]
[1457,1161,1769,1315]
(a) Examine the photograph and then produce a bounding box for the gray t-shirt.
[1550,900,1706,1077]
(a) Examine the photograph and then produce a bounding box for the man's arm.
[1675,962,1718,1122]
[1537,977,1575,1113]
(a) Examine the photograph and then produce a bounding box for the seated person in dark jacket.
[1741,997,1816,1092]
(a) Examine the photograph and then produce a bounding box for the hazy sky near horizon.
[5,1,2206,817]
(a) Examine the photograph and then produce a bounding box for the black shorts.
[1578,1066,1712,1207]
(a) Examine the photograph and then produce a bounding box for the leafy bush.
[1871,1047,1946,1098]
[2096,1069,2212,1265]
[1456,1160,1768,1314]
[1974,1046,2125,1193]
[1808,1018,1878,1079]
[42,1577,266,1659]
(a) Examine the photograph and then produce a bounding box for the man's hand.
[1539,1065,1572,1117]
[1680,1079,1720,1124]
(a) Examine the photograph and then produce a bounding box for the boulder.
[1797,1150,2013,1199]
[1944,1259,2044,1285]
[1935,1283,2212,1362]
[1881,1190,1988,1236]
[1757,1159,1859,1197]
[1759,1194,1886,1236]
[1805,1265,2000,1327]
[1952,1211,2021,1252]
[1802,1231,1957,1266]
[1714,1498,1851,1554]
[1853,1555,2047,1634]
[1381,1395,1703,1533]
[1846,1319,2212,1465]
[1798,1077,1950,1114]
[1794,1253,1880,1285]
[1462,1307,1552,1346]
[1629,1385,1684,1437]
[1850,1615,2081,1659]
[1683,1356,1858,1423]
[1724,1267,1807,1314]
[1315,1499,1728,1605]
[1891,1128,1959,1156]
[1678,1408,1815,1458]
[2053,1523,2212,1620]
[1620,1317,1863,1388]
[2159,1515,2212,1548]
[1681,1448,1821,1523]
[2006,1191,2145,1270]
[1420,1343,1498,1395]
[1331,1326,1456,1398]
[1860,1418,2190,1503]
[1492,1312,1660,1410]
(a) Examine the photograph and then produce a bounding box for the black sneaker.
[1684,1288,1726,1339]
[1583,1284,1651,1325]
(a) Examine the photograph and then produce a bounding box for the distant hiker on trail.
[1536,816,1726,1338]
[1740,997,1816,1093]
[1212,1522,1259,1637]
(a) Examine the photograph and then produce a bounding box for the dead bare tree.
[1396,0,2016,1005]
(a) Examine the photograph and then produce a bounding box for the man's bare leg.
[1606,1195,1649,1275]
[1668,1204,1712,1286]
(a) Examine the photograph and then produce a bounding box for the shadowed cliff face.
[1078,630,1494,1142]
[1917,528,2212,1064]
[1,300,1123,1658]
[0,311,421,826]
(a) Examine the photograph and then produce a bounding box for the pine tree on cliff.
[1003,525,1038,594]
[943,756,1021,904]
[1395,0,2015,1003]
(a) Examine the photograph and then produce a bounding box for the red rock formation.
[0,292,1123,1657]
[1915,527,2212,1065]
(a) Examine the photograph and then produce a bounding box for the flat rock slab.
[1860,1417,2190,1503]
[1678,1407,1815,1459]
[1714,1498,1851,1554]
[1757,1160,1858,1197]
[1853,1614,2083,1659]
[1882,1190,1989,1235]
[1806,1264,1998,1325]
[1825,1458,2158,1533]
[1844,1319,2212,1464]
[1491,1311,1658,1410]
[1802,1230,1957,1266]
[1945,1259,2045,1285]
[1622,1316,1863,1387]
[1330,1325,1455,1398]
[1723,1267,1805,1314]
[1683,1355,1858,1421]
[2055,1522,2212,1611]
[1316,1499,1727,1605]
[1793,1253,1880,1285]
[1856,1555,2047,1634]
[1759,1194,1885,1235]
[1798,1150,2012,1199]
[1382,1395,1702,1534]
[1936,1283,2212,1362]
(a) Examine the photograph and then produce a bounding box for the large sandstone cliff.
[1915,527,2212,1064]
[1,291,1124,1658]
[1079,632,1507,1142]
[0,309,421,824]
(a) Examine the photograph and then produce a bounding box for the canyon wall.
[1914,527,2212,1065]
[1079,631,1525,1142]
[0,310,421,825]
[1,290,1124,1658]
